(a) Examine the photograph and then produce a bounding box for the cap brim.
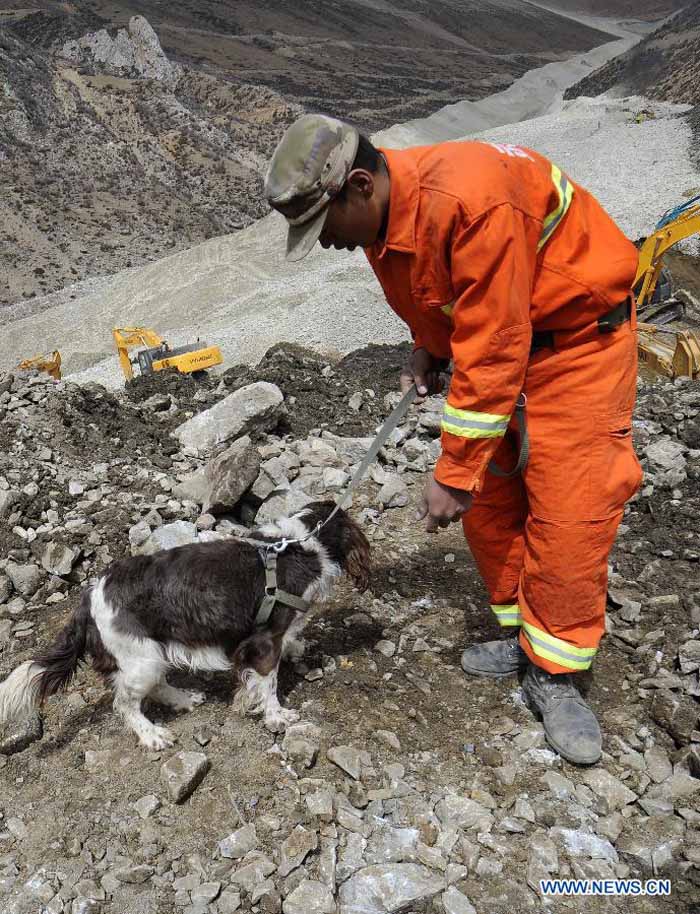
[285,206,329,262]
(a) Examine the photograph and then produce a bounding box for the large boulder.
[174,383,284,456]
[204,436,261,515]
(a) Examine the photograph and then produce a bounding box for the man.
[264,114,642,765]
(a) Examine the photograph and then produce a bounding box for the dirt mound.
[223,342,412,438]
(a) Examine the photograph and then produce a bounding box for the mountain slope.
[0,0,618,308]
[565,1,700,105]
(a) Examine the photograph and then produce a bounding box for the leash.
[487,393,529,478]
[249,383,528,623]
[250,383,420,624]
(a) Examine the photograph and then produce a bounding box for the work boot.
[521,663,602,765]
[461,636,528,678]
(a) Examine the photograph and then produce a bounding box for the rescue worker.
[264,114,643,765]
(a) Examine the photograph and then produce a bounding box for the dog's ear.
[341,517,371,592]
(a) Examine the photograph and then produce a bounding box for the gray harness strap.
[255,549,311,628]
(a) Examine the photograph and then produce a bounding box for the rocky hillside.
[0,0,619,309]
[0,343,699,913]
[565,1,700,105]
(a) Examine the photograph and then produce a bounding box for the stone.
[551,828,618,863]
[278,826,318,877]
[283,879,335,914]
[174,382,283,455]
[375,640,396,658]
[0,712,42,756]
[133,795,160,819]
[327,745,363,780]
[378,477,409,509]
[337,832,367,882]
[202,436,261,515]
[217,889,242,913]
[434,795,491,831]
[0,489,18,517]
[582,769,637,814]
[0,574,12,603]
[5,562,42,597]
[192,882,221,904]
[645,437,686,470]
[526,832,558,892]
[282,722,321,769]
[160,751,209,803]
[651,689,699,745]
[644,745,673,784]
[113,864,154,884]
[616,815,685,874]
[679,640,700,675]
[305,790,334,822]
[40,542,79,577]
[365,825,419,865]
[136,520,197,555]
[229,854,276,893]
[219,824,258,859]
[442,886,477,914]
[339,863,445,914]
[374,730,401,751]
[128,520,152,548]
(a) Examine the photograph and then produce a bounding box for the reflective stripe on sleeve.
[538,163,574,252]
[442,402,510,439]
[490,604,522,627]
[521,621,597,671]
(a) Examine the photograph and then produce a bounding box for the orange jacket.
[365,141,639,494]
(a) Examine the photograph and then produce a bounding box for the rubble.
[0,349,699,913]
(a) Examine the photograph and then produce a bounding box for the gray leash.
[250,384,419,625]
[487,393,529,478]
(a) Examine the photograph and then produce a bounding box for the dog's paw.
[141,725,176,751]
[264,707,300,734]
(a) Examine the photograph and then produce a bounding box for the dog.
[0,501,370,750]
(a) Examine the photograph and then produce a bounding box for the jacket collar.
[370,147,419,258]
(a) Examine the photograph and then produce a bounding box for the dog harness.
[254,547,310,627]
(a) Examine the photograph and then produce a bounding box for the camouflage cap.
[265,114,359,262]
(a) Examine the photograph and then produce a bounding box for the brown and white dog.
[0,501,369,750]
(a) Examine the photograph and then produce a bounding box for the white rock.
[283,879,335,914]
[219,824,258,860]
[135,520,197,555]
[339,863,445,914]
[442,886,477,914]
[378,476,409,509]
[41,542,79,577]
[174,382,283,455]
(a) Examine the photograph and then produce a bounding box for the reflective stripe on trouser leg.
[490,604,522,627]
[521,621,596,670]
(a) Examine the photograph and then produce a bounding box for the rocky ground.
[0,342,699,914]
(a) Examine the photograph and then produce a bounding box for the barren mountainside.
[565,0,700,106]
[0,0,619,309]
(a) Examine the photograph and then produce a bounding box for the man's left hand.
[416,477,473,532]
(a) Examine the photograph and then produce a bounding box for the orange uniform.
[365,140,643,675]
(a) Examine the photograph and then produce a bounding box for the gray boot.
[521,663,602,765]
[461,636,528,678]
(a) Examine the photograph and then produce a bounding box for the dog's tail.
[0,587,91,723]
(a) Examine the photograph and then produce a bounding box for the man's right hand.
[400,347,446,399]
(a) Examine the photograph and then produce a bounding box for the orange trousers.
[462,320,643,674]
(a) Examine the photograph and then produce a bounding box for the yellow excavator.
[634,196,700,381]
[113,327,223,382]
[17,350,62,380]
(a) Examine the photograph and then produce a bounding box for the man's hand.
[400,347,446,399]
[417,477,473,532]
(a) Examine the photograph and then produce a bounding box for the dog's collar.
[255,549,310,627]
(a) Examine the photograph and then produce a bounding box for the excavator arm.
[17,350,62,380]
[635,198,700,309]
[113,327,164,381]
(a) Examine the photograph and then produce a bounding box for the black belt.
[530,297,632,355]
